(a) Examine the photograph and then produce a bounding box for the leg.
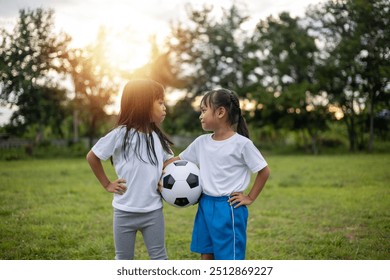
[190,196,214,256]
[201,253,214,260]
[141,208,168,260]
[212,201,248,260]
[113,208,137,260]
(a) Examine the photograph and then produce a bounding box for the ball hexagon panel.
[173,161,188,166]
[174,197,190,207]
[186,173,199,189]
[163,174,175,190]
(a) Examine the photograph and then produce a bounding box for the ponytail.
[237,114,250,139]
[227,90,250,139]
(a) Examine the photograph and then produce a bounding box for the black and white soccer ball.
[161,160,201,208]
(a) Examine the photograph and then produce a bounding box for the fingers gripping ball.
[161,160,201,207]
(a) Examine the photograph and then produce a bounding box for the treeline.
[0,0,389,154]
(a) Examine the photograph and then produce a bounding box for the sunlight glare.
[105,29,151,72]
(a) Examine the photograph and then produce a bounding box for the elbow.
[86,150,95,163]
[263,165,270,180]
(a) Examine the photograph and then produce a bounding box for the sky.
[0,0,325,125]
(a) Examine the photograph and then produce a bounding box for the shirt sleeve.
[242,141,268,173]
[91,129,118,161]
[179,137,200,165]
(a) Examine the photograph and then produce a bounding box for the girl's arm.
[163,156,181,169]
[228,165,270,208]
[86,150,127,195]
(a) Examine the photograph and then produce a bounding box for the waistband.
[201,193,231,201]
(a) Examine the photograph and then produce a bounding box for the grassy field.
[0,154,389,260]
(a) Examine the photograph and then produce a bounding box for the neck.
[212,127,235,141]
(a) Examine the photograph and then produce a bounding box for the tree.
[65,27,120,147]
[353,0,390,151]
[307,0,390,151]
[163,4,260,138]
[122,35,185,89]
[167,3,251,96]
[0,8,71,143]
[248,12,327,153]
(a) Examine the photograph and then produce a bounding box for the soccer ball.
[161,160,201,208]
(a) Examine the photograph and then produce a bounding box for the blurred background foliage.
[0,0,389,157]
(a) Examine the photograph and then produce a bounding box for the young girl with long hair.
[86,79,173,260]
[166,88,270,260]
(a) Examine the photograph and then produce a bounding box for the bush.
[0,141,89,160]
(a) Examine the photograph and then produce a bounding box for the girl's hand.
[228,192,253,208]
[105,178,127,195]
[157,170,165,193]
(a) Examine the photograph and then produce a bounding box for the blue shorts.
[190,194,248,260]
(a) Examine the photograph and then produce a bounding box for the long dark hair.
[201,88,250,138]
[116,79,173,165]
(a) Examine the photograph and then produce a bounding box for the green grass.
[0,154,389,259]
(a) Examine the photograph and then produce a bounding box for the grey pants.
[113,208,167,260]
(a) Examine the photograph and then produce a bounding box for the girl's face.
[199,103,219,131]
[151,98,166,124]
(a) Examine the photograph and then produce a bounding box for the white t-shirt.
[179,133,267,197]
[92,126,172,212]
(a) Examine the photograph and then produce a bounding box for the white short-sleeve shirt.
[92,126,172,212]
[179,133,267,197]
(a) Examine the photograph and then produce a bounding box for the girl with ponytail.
[166,88,270,260]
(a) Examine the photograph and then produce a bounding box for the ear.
[216,107,226,119]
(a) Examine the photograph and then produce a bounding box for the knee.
[148,246,168,260]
